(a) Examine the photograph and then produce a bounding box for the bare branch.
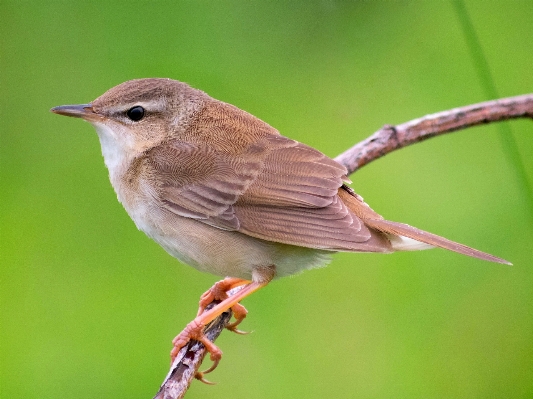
[335,93,533,175]
[153,93,533,398]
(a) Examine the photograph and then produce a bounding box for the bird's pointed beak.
[50,103,99,120]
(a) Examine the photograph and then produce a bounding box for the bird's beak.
[50,104,100,120]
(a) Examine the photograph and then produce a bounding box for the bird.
[51,78,509,381]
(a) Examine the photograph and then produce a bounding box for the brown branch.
[335,93,533,174]
[153,93,533,398]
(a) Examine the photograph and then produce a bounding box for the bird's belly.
[126,203,332,280]
[149,216,274,279]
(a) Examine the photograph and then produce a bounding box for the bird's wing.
[143,139,258,230]
[142,135,392,252]
[232,135,390,251]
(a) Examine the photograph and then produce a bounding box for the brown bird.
[51,78,509,381]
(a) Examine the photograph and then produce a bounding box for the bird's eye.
[126,106,145,121]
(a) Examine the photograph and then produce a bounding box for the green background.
[2,2,532,398]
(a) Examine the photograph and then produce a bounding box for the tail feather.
[338,184,510,264]
[364,218,511,265]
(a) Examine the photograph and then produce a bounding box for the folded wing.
[143,134,392,253]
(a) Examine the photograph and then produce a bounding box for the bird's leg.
[197,277,250,333]
[170,266,275,381]
[171,280,267,363]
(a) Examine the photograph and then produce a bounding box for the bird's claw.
[195,371,216,385]
[225,318,251,335]
[194,345,221,384]
[227,327,251,335]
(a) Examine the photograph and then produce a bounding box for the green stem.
[452,0,533,226]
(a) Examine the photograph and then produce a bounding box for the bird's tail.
[339,185,511,265]
[364,218,511,265]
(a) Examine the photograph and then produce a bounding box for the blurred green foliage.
[1,2,532,398]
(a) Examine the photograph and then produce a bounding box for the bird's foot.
[170,318,223,382]
[197,277,250,333]
[170,273,273,384]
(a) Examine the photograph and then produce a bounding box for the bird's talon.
[203,355,220,375]
[234,329,250,335]
[195,371,216,385]
[226,319,251,334]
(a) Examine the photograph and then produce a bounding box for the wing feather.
[138,104,389,252]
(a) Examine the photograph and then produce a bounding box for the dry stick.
[153,93,533,399]
[336,93,533,174]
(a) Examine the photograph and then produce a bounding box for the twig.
[335,93,533,174]
[153,93,533,398]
